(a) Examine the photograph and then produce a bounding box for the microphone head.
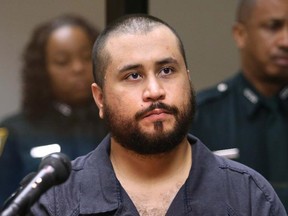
[0,153,72,215]
[39,152,72,185]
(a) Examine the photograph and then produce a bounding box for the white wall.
[149,0,240,90]
[0,0,239,120]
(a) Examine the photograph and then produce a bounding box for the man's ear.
[91,83,104,119]
[232,22,247,49]
[187,69,191,81]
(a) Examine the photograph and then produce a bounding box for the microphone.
[0,152,71,216]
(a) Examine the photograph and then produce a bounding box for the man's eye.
[160,67,173,75]
[127,73,142,80]
[265,20,284,32]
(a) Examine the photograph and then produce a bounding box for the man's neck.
[110,138,192,215]
[110,138,192,183]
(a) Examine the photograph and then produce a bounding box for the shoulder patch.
[197,82,230,105]
[0,128,8,157]
[217,83,228,92]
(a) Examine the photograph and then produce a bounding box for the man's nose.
[143,76,165,102]
[278,26,288,49]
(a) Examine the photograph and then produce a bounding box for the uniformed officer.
[190,0,288,209]
[0,14,108,205]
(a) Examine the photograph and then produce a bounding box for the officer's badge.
[0,127,8,157]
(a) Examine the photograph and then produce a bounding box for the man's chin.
[140,123,175,134]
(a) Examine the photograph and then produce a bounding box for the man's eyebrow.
[156,57,179,66]
[117,57,179,73]
[118,64,142,73]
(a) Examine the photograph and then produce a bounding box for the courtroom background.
[0,0,238,120]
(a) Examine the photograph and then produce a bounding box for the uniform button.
[217,83,228,92]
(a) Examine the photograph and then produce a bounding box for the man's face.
[93,26,195,155]
[234,0,288,84]
[46,26,94,106]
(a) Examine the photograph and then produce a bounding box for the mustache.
[135,102,178,121]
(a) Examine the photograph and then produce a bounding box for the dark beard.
[103,88,195,155]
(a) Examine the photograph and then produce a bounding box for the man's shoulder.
[215,156,286,214]
[216,155,277,199]
[193,136,264,180]
[188,137,286,214]
[196,73,240,107]
[216,155,260,177]
[194,134,273,193]
[31,137,119,215]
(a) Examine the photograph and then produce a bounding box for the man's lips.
[135,102,178,121]
[272,55,288,67]
[143,109,171,119]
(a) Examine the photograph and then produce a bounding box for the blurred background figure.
[190,0,288,209]
[0,14,107,204]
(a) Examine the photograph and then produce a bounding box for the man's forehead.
[105,27,178,54]
[102,25,185,72]
[108,25,175,41]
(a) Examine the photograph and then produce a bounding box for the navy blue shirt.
[190,72,288,209]
[0,103,107,205]
[30,134,286,215]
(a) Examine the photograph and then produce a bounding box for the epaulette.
[0,127,8,157]
[196,81,231,105]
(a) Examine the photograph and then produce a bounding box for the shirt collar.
[78,135,200,215]
[78,135,120,214]
[182,135,228,214]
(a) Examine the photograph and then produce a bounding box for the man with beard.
[29,14,286,215]
[190,0,288,210]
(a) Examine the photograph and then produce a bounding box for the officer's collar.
[53,102,96,118]
[279,86,288,112]
[53,102,72,116]
[239,73,288,117]
[279,86,288,100]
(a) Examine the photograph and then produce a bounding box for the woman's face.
[46,25,94,106]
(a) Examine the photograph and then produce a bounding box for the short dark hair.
[92,14,188,88]
[22,14,100,120]
[236,0,257,23]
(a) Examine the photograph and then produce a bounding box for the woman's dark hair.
[22,14,100,120]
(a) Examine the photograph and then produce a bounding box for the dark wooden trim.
[106,0,148,25]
